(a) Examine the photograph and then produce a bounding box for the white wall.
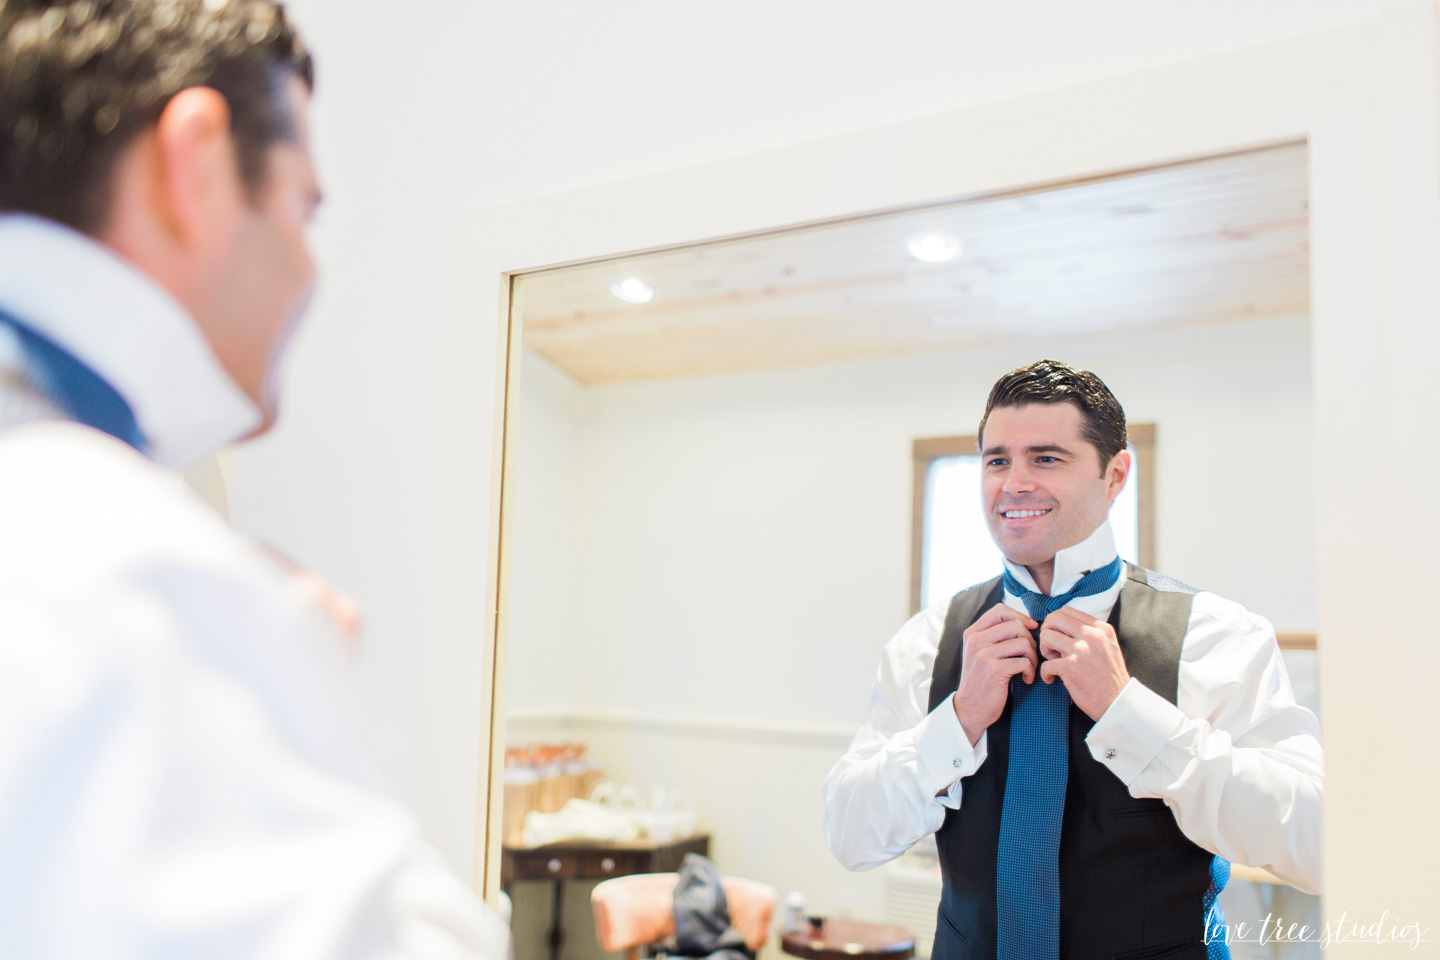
[513,312,1315,718]
[505,312,1314,954]
[220,0,509,875]
[217,0,1375,883]
[508,353,587,715]
[381,0,1403,212]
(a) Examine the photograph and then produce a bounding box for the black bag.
[669,853,754,960]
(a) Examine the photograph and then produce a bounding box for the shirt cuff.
[915,692,988,801]
[1085,677,1186,786]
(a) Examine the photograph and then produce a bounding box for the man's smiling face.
[980,402,1129,570]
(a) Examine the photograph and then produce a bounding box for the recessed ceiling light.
[907,233,961,264]
[609,277,655,304]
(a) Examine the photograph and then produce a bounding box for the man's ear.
[1105,448,1131,503]
[151,87,238,245]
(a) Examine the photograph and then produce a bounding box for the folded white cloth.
[522,799,642,847]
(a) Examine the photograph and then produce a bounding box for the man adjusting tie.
[824,360,1323,960]
[0,2,506,956]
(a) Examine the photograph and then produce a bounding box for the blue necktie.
[0,309,148,454]
[996,556,1122,960]
[1204,856,1231,960]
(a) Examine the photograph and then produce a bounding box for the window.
[910,425,1156,613]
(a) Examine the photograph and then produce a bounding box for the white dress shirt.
[0,215,509,959]
[822,520,1324,895]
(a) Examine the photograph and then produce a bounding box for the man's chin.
[1006,554,1057,572]
[239,395,281,440]
[993,534,1058,570]
[246,358,289,437]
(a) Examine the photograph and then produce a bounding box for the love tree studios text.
[1206,911,1429,950]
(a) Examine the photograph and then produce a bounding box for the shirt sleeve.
[1084,594,1324,894]
[823,607,988,871]
[0,566,510,960]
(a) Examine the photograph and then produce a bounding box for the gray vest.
[926,563,1218,960]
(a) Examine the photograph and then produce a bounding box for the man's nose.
[1002,463,1036,495]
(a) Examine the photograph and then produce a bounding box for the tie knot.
[1001,556,1123,622]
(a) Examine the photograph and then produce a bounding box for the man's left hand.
[1038,607,1130,721]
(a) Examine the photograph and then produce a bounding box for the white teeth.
[1004,509,1050,519]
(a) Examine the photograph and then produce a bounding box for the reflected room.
[500,143,1319,960]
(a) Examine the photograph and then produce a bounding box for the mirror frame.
[444,1,1440,926]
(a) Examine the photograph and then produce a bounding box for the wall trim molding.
[506,711,856,750]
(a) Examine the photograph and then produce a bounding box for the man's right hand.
[952,604,1039,745]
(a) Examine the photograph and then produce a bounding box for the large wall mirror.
[495,142,1321,960]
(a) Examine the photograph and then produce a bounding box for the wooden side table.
[781,919,916,960]
[502,834,710,960]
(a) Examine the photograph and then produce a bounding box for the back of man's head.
[978,359,1128,472]
[0,0,312,234]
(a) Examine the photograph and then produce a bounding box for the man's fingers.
[1039,608,1083,639]
[970,603,1038,634]
[976,637,1038,686]
[997,654,1037,685]
[968,618,1036,651]
[1055,604,1102,626]
[1044,606,1105,642]
[1039,626,1075,661]
[1039,659,1067,684]
[981,635,1039,665]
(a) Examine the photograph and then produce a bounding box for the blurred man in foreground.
[0,1,507,955]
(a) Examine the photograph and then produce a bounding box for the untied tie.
[996,556,1122,960]
[0,307,148,454]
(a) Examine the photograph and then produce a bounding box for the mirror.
[499,142,1319,960]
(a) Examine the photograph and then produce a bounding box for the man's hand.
[953,604,1039,745]
[1038,607,1130,721]
[260,543,364,649]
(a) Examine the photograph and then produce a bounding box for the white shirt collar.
[0,214,260,468]
[1003,519,1120,596]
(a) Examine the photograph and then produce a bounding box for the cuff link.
[1103,748,1117,760]
[953,758,963,768]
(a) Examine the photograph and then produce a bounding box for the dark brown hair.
[0,0,313,233]
[978,359,1127,474]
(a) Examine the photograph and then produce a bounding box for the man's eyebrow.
[980,443,1076,458]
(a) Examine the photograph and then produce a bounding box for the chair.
[592,872,777,960]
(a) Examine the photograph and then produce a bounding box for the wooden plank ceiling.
[518,143,1309,384]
